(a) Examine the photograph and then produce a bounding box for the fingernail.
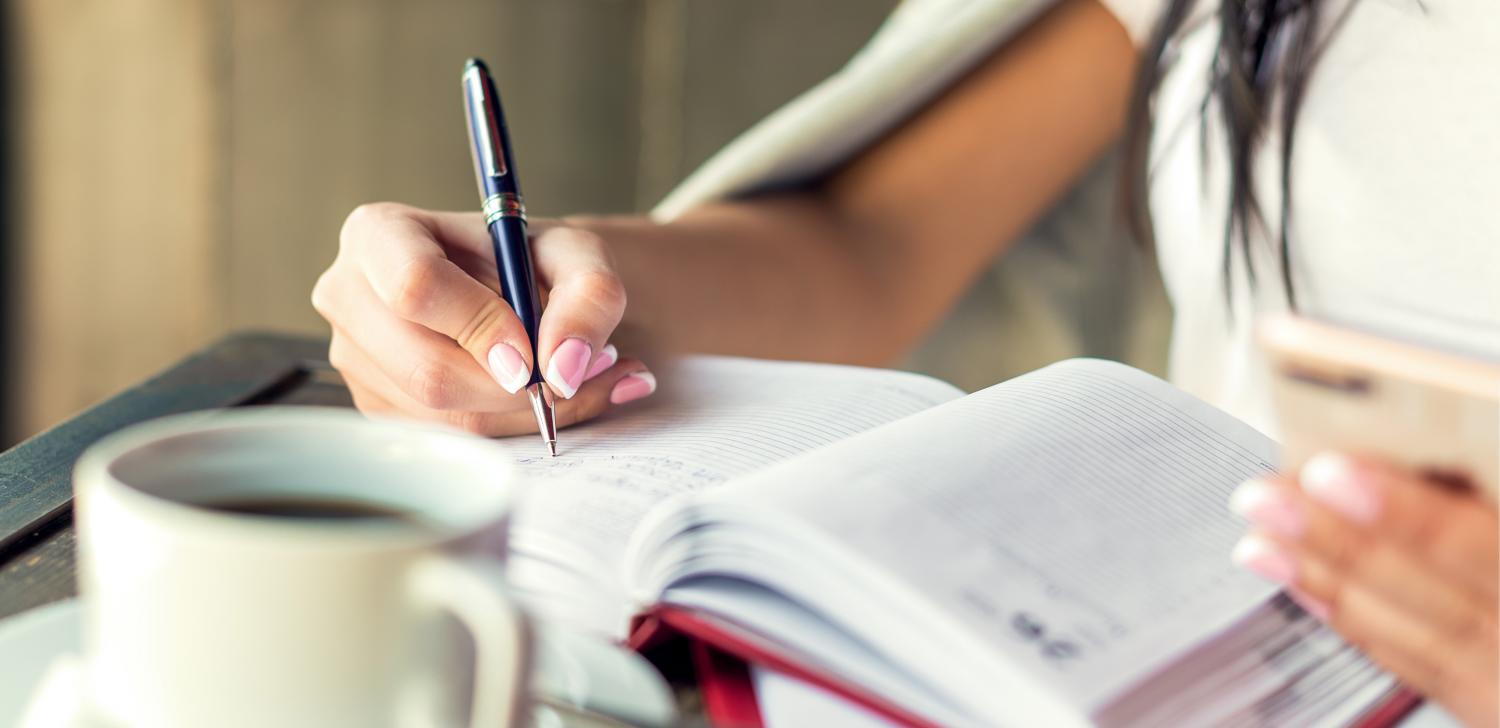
[1288,588,1332,621]
[544,338,592,399]
[487,343,530,394]
[584,343,618,381]
[609,371,656,405]
[1232,535,1298,585]
[1230,479,1305,539]
[1301,452,1381,524]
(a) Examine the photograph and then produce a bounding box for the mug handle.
[405,554,532,728]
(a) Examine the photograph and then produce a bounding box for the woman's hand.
[1230,454,1498,726]
[312,203,655,436]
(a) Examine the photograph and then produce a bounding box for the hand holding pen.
[307,67,657,444]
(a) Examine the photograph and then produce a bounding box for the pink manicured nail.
[544,338,592,399]
[1301,453,1381,524]
[609,371,656,405]
[585,344,618,381]
[1288,588,1332,621]
[487,343,530,394]
[1232,535,1298,585]
[1230,479,1305,540]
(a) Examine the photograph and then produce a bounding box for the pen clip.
[463,61,508,179]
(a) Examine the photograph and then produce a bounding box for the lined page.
[502,356,961,633]
[701,358,1279,709]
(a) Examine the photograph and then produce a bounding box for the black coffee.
[208,497,418,524]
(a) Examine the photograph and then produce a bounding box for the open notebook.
[499,356,1410,726]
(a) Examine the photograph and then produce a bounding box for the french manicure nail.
[609,371,656,405]
[1301,452,1381,524]
[544,338,592,399]
[1230,479,1305,539]
[585,344,618,381]
[487,343,530,394]
[1232,535,1298,585]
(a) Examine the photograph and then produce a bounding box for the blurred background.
[0,0,1169,447]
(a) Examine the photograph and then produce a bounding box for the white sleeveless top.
[1103,0,1500,432]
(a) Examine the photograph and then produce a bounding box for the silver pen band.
[482,193,526,224]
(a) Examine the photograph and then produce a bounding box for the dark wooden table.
[0,333,353,619]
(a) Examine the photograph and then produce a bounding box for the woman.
[311,0,1498,722]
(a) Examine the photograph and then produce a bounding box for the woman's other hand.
[1230,454,1498,726]
[312,203,655,436]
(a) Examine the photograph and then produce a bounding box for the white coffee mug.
[72,408,531,728]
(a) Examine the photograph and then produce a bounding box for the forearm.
[568,193,902,365]
[571,0,1137,366]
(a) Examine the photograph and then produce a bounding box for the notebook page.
[502,356,962,634]
[702,358,1280,709]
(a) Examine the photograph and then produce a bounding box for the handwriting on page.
[506,356,964,580]
[516,454,728,497]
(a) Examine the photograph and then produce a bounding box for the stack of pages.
[499,357,1410,726]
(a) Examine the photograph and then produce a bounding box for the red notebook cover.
[691,641,765,728]
[629,604,940,728]
[628,604,1424,728]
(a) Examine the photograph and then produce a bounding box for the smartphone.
[1259,315,1500,501]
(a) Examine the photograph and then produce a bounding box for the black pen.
[462,58,558,456]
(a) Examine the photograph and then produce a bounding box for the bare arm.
[580,0,1138,365]
[313,0,1138,435]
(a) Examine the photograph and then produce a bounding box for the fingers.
[1228,454,1500,726]
[586,343,619,380]
[606,367,656,405]
[337,204,630,406]
[342,362,398,416]
[340,203,536,393]
[325,203,635,421]
[1293,543,1492,650]
[335,332,531,434]
[334,325,654,437]
[1300,454,1498,602]
[1324,454,1499,602]
[1231,456,1499,606]
[530,226,628,400]
[554,357,655,428]
[1232,474,1494,630]
[320,272,517,412]
[1316,575,1498,727]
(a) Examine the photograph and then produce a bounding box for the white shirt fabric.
[1101,0,1500,432]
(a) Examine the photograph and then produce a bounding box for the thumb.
[366,252,535,394]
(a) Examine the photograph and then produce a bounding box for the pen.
[462,58,558,456]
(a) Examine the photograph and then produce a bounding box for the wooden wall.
[5,0,894,442]
[11,0,221,444]
[0,1,13,440]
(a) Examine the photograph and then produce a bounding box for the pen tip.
[464,57,486,73]
[527,383,558,458]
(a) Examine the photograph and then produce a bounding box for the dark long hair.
[1122,0,1354,309]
